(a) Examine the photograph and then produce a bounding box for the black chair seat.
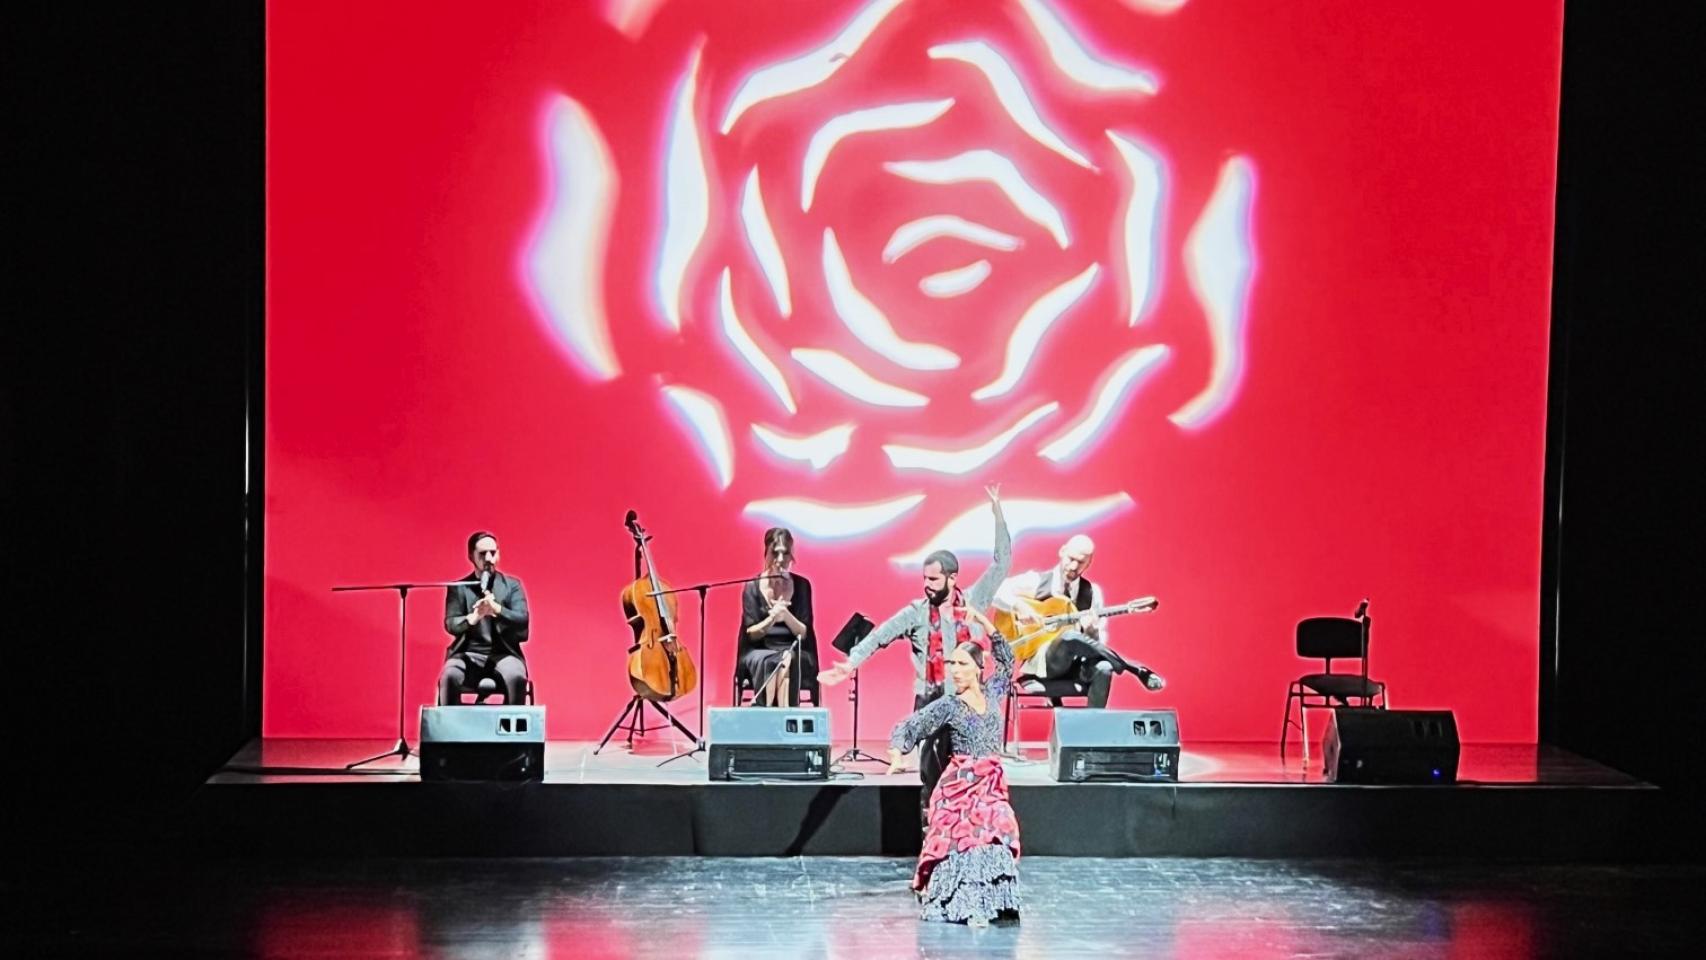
[1015,675,1088,698]
[1295,673,1383,700]
[458,676,534,704]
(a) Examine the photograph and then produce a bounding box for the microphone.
[1354,598,1369,619]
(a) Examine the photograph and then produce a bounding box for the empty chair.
[1280,605,1384,764]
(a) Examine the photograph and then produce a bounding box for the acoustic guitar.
[995,595,1159,662]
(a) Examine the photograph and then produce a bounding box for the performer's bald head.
[1058,535,1095,580]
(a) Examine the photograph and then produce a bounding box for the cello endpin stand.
[595,694,700,755]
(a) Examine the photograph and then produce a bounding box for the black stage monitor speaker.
[419,705,546,781]
[1322,708,1459,784]
[707,706,830,781]
[1048,709,1181,782]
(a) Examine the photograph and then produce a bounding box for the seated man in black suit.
[439,530,530,704]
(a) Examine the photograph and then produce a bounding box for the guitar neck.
[1045,600,1151,625]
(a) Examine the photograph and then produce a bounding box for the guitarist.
[993,535,1163,707]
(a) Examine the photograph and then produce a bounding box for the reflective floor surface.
[14,856,1704,958]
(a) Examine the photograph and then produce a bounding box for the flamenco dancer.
[886,606,1020,927]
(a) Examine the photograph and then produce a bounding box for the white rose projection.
[526,0,1255,559]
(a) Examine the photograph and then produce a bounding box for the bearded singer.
[439,530,530,704]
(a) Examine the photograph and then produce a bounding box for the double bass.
[620,512,698,701]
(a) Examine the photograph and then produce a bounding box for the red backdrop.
[264,0,1563,741]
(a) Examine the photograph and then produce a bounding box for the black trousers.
[437,653,527,705]
[1042,633,1125,708]
[915,687,953,822]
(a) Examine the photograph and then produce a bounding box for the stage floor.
[211,737,1640,787]
[19,856,1706,958]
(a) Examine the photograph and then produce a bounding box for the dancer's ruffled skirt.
[914,754,1021,923]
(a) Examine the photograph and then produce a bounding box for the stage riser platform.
[190,781,1662,860]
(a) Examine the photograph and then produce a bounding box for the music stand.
[332,579,477,770]
[830,612,884,764]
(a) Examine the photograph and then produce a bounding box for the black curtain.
[10,3,262,857]
[1542,1,1705,808]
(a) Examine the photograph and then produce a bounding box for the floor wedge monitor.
[1323,708,1460,784]
[419,705,546,781]
[707,706,830,781]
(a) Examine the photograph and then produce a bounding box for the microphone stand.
[332,579,479,769]
[652,572,780,768]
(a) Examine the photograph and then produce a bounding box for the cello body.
[621,517,699,702]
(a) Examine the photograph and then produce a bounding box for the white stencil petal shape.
[720,0,907,133]
[823,229,959,370]
[919,260,992,297]
[972,263,1099,399]
[528,95,619,381]
[791,348,930,407]
[751,422,855,469]
[1039,345,1169,463]
[656,45,709,332]
[661,384,733,489]
[883,215,1023,263]
[1015,0,1160,94]
[928,40,1094,169]
[1107,131,1165,326]
[1173,156,1256,428]
[802,99,955,211]
[889,494,1134,565]
[717,269,795,413]
[886,151,1070,247]
[745,494,926,539]
[740,169,792,317]
[883,402,1058,474]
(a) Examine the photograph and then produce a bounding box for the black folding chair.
[1280,602,1384,764]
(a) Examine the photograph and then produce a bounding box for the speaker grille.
[1058,747,1178,782]
[708,745,829,781]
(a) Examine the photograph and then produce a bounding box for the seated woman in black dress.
[737,527,816,705]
